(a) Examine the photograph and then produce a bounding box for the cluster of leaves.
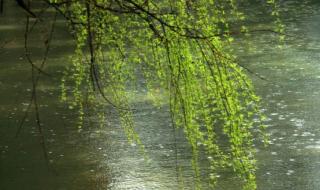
[48,0,278,189]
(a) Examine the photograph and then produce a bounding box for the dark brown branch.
[85,2,132,111]
[16,0,37,18]
[16,11,57,137]
[16,8,58,175]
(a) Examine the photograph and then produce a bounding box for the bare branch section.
[16,1,58,174]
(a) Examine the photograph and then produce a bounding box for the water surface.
[1,1,320,189]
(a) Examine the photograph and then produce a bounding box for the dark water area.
[1,1,320,190]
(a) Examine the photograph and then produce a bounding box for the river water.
[1,1,320,190]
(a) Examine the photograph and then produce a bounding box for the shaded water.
[1,1,320,189]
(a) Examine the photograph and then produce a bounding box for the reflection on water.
[2,0,320,189]
[234,1,320,189]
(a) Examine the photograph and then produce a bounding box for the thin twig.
[16,11,57,137]
[85,2,134,111]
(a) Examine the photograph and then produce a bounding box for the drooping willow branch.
[16,12,57,137]
[85,2,130,110]
[22,1,281,189]
[16,7,58,174]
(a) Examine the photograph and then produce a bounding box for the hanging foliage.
[44,0,282,189]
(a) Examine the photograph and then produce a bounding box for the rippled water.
[235,1,320,189]
[1,1,320,190]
